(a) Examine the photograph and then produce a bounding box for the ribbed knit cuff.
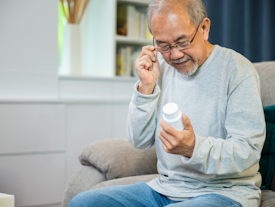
[131,80,160,106]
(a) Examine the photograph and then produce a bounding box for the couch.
[62,61,275,207]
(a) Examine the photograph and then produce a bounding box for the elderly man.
[69,0,265,206]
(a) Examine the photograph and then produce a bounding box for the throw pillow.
[259,105,275,189]
[78,139,158,180]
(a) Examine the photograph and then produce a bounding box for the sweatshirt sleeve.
[181,75,266,175]
[126,80,161,149]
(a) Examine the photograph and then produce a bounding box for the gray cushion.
[79,139,158,180]
[91,174,160,190]
[253,61,275,107]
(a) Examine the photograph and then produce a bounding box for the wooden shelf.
[116,35,152,46]
[117,0,150,6]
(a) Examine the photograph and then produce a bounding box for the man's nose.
[170,47,184,60]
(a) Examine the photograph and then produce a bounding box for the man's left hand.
[158,113,195,158]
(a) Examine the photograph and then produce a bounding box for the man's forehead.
[166,13,182,22]
[151,12,195,43]
[151,10,193,30]
[152,9,191,25]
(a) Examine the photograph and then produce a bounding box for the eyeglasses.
[153,25,199,54]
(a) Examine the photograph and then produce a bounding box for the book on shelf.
[117,4,152,39]
[116,46,141,77]
[127,5,135,37]
[117,5,127,36]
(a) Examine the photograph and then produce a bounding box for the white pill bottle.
[162,103,184,131]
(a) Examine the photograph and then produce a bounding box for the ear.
[200,17,211,41]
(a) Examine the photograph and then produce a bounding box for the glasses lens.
[177,42,191,50]
[158,46,170,53]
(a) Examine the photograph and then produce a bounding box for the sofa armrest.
[260,190,275,207]
[61,165,106,207]
[78,139,158,180]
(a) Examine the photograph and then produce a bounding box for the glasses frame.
[153,24,199,53]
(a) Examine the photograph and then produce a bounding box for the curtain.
[205,0,275,62]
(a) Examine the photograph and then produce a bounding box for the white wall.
[0,95,133,207]
[0,0,58,99]
[80,0,116,76]
[0,1,136,206]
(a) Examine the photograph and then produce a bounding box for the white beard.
[171,56,199,76]
[181,61,198,76]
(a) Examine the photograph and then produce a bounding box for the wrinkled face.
[151,9,209,75]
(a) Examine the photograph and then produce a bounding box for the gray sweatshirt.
[126,45,266,207]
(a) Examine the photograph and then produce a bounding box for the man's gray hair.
[147,0,207,34]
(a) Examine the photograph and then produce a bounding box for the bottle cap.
[163,103,181,120]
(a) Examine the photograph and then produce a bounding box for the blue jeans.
[69,182,243,207]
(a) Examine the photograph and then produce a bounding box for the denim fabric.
[69,182,242,207]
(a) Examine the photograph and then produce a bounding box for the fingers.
[160,119,178,136]
[159,119,183,151]
[182,113,193,131]
[136,56,152,71]
[153,50,158,63]
[158,131,173,152]
[135,45,160,72]
[143,54,154,70]
[159,116,195,155]
[139,45,156,61]
[135,55,154,71]
[159,127,183,153]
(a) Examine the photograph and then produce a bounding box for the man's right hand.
[135,45,160,95]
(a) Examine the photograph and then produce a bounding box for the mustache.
[170,56,192,64]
